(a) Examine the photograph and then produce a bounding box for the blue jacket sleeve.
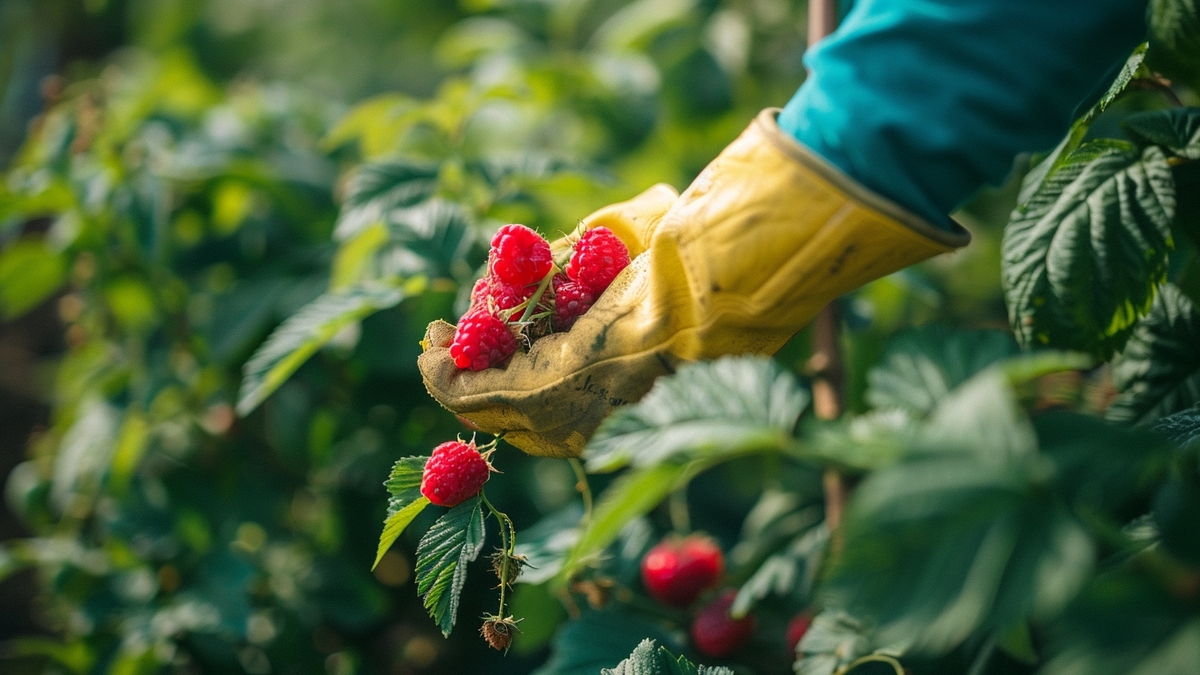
[777,0,1148,229]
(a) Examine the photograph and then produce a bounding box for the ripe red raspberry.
[449,310,517,371]
[691,590,756,659]
[640,534,724,607]
[471,276,533,312]
[785,612,813,654]
[565,227,629,295]
[490,224,553,288]
[552,277,594,331]
[420,440,491,507]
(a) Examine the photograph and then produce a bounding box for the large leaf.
[1147,0,1200,88]
[236,281,419,416]
[1108,284,1200,423]
[1003,141,1176,357]
[1125,108,1200,160]
[584,356,809,471]
[1041,570,1200,675]
[866,325,1020,416]
[557,462,690,584]
[0,238,66,319]
[373,456,431,569]
[414,496,486,636]
[603,639,733,675]
[532,612,680,675]
[334,159,441,240]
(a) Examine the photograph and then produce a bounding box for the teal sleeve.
[777,0,1148,229]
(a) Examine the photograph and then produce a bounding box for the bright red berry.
[471,276,533,312]
[691,590,756,658]
[449,310,517,371]
[785,612,814,654]
[420,440,491,507]
[552,277,594,331]
[565,227,629,295]
[641,534,724,607]
[490,224,553,288]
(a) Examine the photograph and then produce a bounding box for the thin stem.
[669,485,690,534]
[567,458,593,527]
[481,492,514,613]
[518,265,558,324]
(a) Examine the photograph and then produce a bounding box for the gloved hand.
[418,110,970,458]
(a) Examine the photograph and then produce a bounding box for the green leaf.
[1154,406,1200,450]
[513,504,584,585]
[0,238,66,319]
[732,524,828,618]
[1109,284,1200,423]
[795,611,905,675]
[557,462,690,584]
[602,639,734,675]
[1125,108,1200,160]
[1017,45,1149,207]
[1003,141,1176,358]
[866,325,1020,416]
[414,496,485,636]
[374,456,431,568]
[1147,0,1200,88]
[334,159,441,240]
[1040,569,1200,675]
[584,356,809,472]
[236,282,419,416]
[532,612,681,675]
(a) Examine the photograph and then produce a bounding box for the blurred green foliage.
[3,1,1199,675]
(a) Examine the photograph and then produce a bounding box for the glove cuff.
[753,108,971,249]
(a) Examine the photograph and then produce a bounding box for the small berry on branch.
[420,439,492,507]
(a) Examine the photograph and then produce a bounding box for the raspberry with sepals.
[640,534,725,607]
[785,612,814,654]
[565,227,629,295]
[552,277,595,331]
[420,439,491,507]
[490,224,553,288]
[691,589,756,658]
[471,276,533,312]
[449,309,517,371]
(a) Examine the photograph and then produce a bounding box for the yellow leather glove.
[419,109,971,457]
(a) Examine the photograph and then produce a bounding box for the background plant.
[2,2,1198,675]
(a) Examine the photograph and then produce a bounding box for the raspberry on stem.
[420,439,492,507]
[691,590,756,659]
[640,534,725,607]
[471,277,534,312]
[552,277,594,331]
[450,309,518,371]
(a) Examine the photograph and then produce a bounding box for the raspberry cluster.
[448,224,630,371]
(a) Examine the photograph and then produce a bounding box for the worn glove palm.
[419,110,970,457]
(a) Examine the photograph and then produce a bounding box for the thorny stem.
[567,458,593,527]
[481,492,518,615]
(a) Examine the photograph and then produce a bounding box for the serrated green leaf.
[1003,141,1176,358]
[1041,569,1200,675]
[334,159,441,240]
[866,325,1020,416]
[1109,284,1200,423]
[374,497,430,570]
[557,462,690,584]
[795,611,903,675]
[732,524,828,618]
[383,199,477,278]
[236,282,418,416]
[373,456,431,569]
[1125,108,1200,160]
[1148,0,1200,88]
[584,356,809,472]
[532,613,681,675]
[414,496,485,636]
[602,638,734,675]
[1154,406,1200,450]
[1017,45,1149,207]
